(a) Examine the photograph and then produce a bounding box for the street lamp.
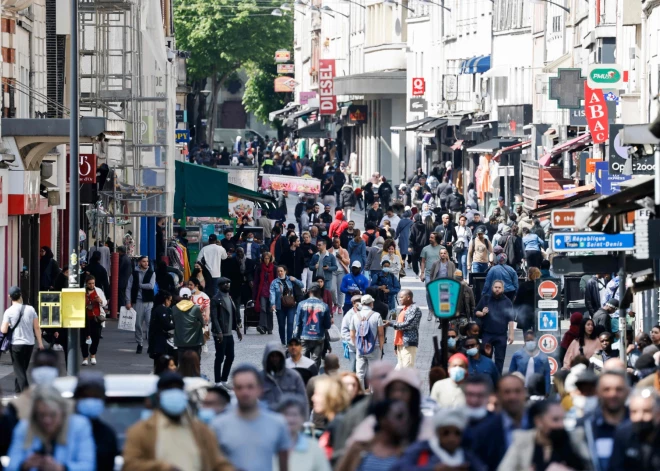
[281,3,292,11]
[419,0,450,12]
[309,4,335,17]
[322,5,349,17]
[338,0,366,9]
[271,7,283,16]
[529,0,570,13]
[383,0,415,13]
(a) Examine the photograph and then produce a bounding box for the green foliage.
[243,62,290,127]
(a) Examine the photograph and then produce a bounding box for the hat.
[8,286,21,298]
[157,372,185,390]
[433,408,468,431]
[449,353,469,366]
[498,196,504,202]
[476,226,485,234]
[351,295,362,303]
[493,245,504,255]
[218,277,231,285]
[287,337,302,346]
[351,261,362,268]
[179,287,192,298]
[605,299,619,309]
[208,234,218,242]
[361,294,375,305]
[575,368,599,385]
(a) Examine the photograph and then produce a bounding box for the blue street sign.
[538,311,559,331]
[175,129,190,144]
[551,231,635,252]
[594,161,631,195]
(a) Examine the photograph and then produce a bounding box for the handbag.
[327,324,341,342]
[0,305,25,352]
[280,281,296,308]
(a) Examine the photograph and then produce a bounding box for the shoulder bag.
[280,280,296,308]
[0,305,26,352]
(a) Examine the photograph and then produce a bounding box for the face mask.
[524,341,537,352]
[466,406,488,420]
[198,408,217,424]
[77,398,105,419]
[247,238,254,242]
[31,366,59,386]
[631,420,655,436]
[449,366,466,383]
[447,337,457,348]
[279,274,286,280]
[322,232,328,236]
[140,409,153,421]
[466,347,479,357]
[159,389,189,417]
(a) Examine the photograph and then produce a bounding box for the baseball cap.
[8,286,21,298]
[361,294,375,305]
[351,261,362,268]
[208,234,218,242]
[498,196,504,202]
[218,277,231,285]
[605,298,619,309]
[179,287,192,297]
[287,337,302,346]
[476,227,485,234]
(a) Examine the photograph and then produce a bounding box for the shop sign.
[277,63,294,74]
[348,105,368,124]
[587,64,624,89]
[595,161,631,195]
[569,101,616,126]
[175,110,185,123]
[319,59,336,115]
[584,81,609,144]
[0,168,7,226]
[409,98,427,112]
[300,91,317,105]
[175,130,190,144]
[274,76,297,93]
[79,154,97,184]
[412,77,425,96]
[275,50,291,62]
[608,124,629,175]
[586,158,601,173]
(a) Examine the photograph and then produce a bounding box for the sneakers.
[256,326,266,335]
[221,381,234,390]
[91,357,97,365]
[52,344,63,352]
[82,359,89,366]
[136,345,143,354]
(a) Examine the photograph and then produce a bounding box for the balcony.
[2,0,33,13]
[363,43,407,73]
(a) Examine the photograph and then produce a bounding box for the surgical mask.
[279,274,286,280]
[247,238,254,242]
[631,420,655,436]
[77,398,105,419]
[449,366,466,383]
[159,389,189,417]
[198,408,217,424]
[31,366,59,386]
[466,347,479,357]
[466,406,488,420]
[140,409,153,421]
[322,232,328,236]
[447,337,457,348]
[524,341,537,352]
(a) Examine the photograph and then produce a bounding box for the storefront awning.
[466,120,497,133]
[446,113,471,126]
[297,120,327,138]
[228,184,277,209]
[539,133,592,167]
[466,138,518,154]
[289,107,318,120]
[334,70,406,95]
[174,160,229,219]
[417,118,447,132]
[535,184,595,205]
[391,116,435,131]
[460,55,491,74]
[494,140,531,159]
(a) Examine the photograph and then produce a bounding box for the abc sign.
[412,77,425,96]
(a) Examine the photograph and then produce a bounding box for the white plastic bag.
[327,324,341,342]
[118,307,137,332]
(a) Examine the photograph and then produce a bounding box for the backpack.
[356,311,377,356]
[500,235,518,266]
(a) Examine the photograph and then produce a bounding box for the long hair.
[178,350,201,377]
[353,229,362,244]
[579,317,597,346]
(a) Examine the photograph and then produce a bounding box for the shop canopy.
[466,138,518,154]
[174,160,229,219]
[417,118,448,132]
[539,132,592,167]
[461,55,491,74]
[493,140,531,161]
[228,184,277,209]
[297,120,326,138]
[391,116,435,131]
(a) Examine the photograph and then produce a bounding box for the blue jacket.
[308,251,338,284]
[340,273,370,306]
[294,297,332,341]
[396,440,487,471]
[468,354,500,387]
[482,264,519,295]
[370,271,401,311]
[347,239,367,270]
[7,415,96,471]
[240,241,262,260]
[395,218,413,254]
[269,277,304,310]
[509,349,551,395]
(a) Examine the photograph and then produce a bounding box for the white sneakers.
[91,358,97,365]
[82,359,89,366]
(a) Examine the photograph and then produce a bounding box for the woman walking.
[562,317,600,369]
[270,265,304,345]
[148,290,175,370]
[348,230,367,271]
[253,251,278,335]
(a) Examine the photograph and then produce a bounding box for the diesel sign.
[319,59,336,115]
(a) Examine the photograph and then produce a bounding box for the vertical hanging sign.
[584,81,609,144]
[319,59,336,115]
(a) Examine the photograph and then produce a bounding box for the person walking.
[210,278,243,387]
[261,343,307,406]
[513,267,541,333]
[148,290,175,369]
[294,285,333,369]
[125,255,156,354]
[521,227,544,269]
[341,296,362,373]
[350,295,385,389]
[280,235,306,282]
[347,230,367,272]
[197,234,228,296]
[254,251,278,335]
[464,336,500,387]
[481,253,519,301]
[509,330,552,394]
[370,259,401,311]
[408,214,428,275]
[328,210,348,239]
[419,232,443,283]
[454,214,472,277]
[309,239,338,304]
[270,265,304,345]
[563,317,600,369]
[436,213,458,258]
[475,280,515,374]
[429,247,457,281]
[172,287,205,362]
[117,246,133,314]
[454,270,476,325]
[81,275,107,366]
[339,184,356,222]
[385,289,422,369]
[467,227,492,274]
[39,246,60,291]
[330,237,350,313]
[1,286,43,393]
[340,262,370,314]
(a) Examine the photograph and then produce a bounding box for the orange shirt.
[394,305,409,346]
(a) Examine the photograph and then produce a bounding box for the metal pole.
[67,0,80,376]
[618,252,626,364]
[440,319,449,370]
[654,145,660,207]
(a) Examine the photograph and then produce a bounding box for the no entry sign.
[538,280,559,299]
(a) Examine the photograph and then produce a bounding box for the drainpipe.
[641,10,648,125]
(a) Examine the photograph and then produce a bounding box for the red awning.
[451,140,464,151]
[539,133,592,167]
[535,184,595,205]
[494,140,531,160]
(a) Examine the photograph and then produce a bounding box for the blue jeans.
[483,332,508,374]
[276,307,296,345]
[208,277,220,297]
[472,262,489,273]
[455,248,468,277]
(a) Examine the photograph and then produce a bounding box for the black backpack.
[499,235,519,266]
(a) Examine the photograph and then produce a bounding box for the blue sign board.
[175,129,190,144]
[594,161,631,196]
[538,311,559,331]
[426,279,462,319]
[551,231,635,252]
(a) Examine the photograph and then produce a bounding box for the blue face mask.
[198,408,216,424]
[447,337,457,348]
[466,347,479,357]
[77,398,105,419]
[159,389,189,417]
[449,366,466,383]
[140,409,153,421]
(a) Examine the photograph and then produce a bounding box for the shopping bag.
[327,324,341,342]
[118,307,137,332]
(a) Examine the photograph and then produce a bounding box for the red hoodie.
[328,210,348,238]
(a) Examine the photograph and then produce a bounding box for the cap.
[575,368,599,385]
[498,196,504,202]
[208,234,218,242]
[287,337,302,346]
[8,286,21,298]
[218,277,231,285]
[351,295,362,303]
[351,261,362,268]
[454,270,463,278]
[606,298,619,309]
[157,371,185,390]
[433,408,468,431]
[361,294,375,305]
[179,287,192,298]
[476,227,485,234]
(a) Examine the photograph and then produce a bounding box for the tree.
[243,62,291,134]
[174,0,293,144]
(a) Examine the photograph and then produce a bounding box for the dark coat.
[280,247,307,281]
[86,261,110,297]
[91,418,119,471]
[467,413,514,470]
[513,280,536,332]
[148,304,175,358]
[210,292,241,335]
[446,192,466,213]
[409,221,429,252]
[396,440,487,471]
[609,420,660,471]
[366,208,384,226]
[118,254,133,305]
[584,276,602,316]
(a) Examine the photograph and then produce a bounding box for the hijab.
[561,312,583,349]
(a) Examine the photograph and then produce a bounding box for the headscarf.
[561,312,583,349]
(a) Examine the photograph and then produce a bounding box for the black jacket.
[377,182,393,203]
[294,202,306,222]
[584,276,602,316]
[85,262,110,297]
[609,421,660,471]
[210,292,241,335]
[409,221,429,252]
[593,308,612,335]
[338,186,356,209]
[148,304,175,358]
[91,418,119,471]
[513,280,536,332]
[446,192,465,212]
[339,230,355,249]
[280,248,306,281]
[498,233,524,267]
[366,208,383,226]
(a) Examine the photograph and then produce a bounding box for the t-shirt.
[192,292,210,314]
[349,308,383,348]
[2,303,38,345]
[212,409,291,471]
[420,244,442,279]
[286,355,316,370]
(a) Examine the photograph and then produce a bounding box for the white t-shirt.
[191,291,210,315]
[2,303,38,346]
[197,243,228,278]
[286,355,316,370]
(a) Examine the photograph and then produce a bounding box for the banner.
[0,169,7,226]
[584,81,609,144]
[79,154,97,184]
[261,175,321,194]
[319,59,336,115]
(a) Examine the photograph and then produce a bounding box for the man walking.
[309,239,338,297]
[419,232,443,283]
[210,278,243,387]
[116,246,132,315]
[293,285,332,368]
[475,280,515,374]
[197,234,228,296]
[1,286,43,393]
[330,237,350,313]
[429,247,456,281]
[351,294,385,389]
[481,253,519,300]
[125,255,156,354]
[385,289,422,369]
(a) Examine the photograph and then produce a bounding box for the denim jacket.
[269,277,304,310]
[293,297,332,341]
[308,251,338,284]
[509,349,551,394]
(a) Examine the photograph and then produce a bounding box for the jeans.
[134,300,153,346]
[455,248,468,277]
[472,262,489,273]
[208,277,221,297]
[356,347,382,389]
[81,317,101,358]
[10,344,34,393]
[425,274,434,316]
[332,271,346,308]
[276,307,296,345]
[302,339,325,369]
[259,296,273,332]
[525,250,543,269]
[214,334,235,382]
[483,332,508,374]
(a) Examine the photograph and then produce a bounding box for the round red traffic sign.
[538,334,558,354]
[548,357,559,376]
[538,280,558,299]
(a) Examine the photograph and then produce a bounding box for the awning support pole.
[654,144,660,207]
[618,252,627,364]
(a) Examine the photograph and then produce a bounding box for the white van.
[213,128,266,151]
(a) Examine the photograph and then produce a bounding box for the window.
[552,16,561,33]
[494,77,508,101]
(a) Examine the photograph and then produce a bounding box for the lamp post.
[383,0,415,13]
[419,0,450,11]
[529,0,570,14]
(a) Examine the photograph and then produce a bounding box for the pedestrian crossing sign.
[538,311,559,332]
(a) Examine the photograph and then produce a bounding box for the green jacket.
[172,299,204,347]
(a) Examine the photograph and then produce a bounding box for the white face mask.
[524,341,537,352]
[31,366,59,386]
[466,406,488,420]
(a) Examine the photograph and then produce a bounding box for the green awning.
[174,160,229,219]
[228,184,277,209]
